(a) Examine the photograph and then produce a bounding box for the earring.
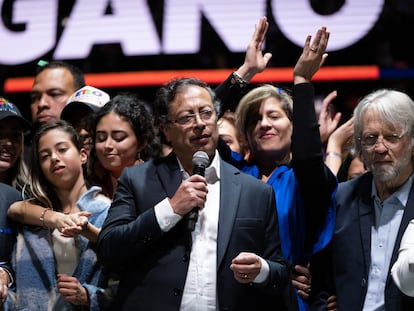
[135,152,144,165]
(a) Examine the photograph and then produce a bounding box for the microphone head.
[192,151,209,169]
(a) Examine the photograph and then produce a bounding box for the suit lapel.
[217,161,241,268]
[357,174,414,287]
[156,153,182,198]
[358,175,375,276]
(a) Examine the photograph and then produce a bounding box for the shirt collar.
[371,173,414,207]
[178,150,220,184]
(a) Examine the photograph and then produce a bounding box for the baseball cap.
[0,96,31,130]
[61,86,110,120]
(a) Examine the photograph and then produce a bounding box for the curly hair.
[88,93,161,197]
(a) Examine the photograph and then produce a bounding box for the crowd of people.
[1,15,414,311]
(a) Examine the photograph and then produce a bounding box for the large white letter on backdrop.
[272,0,384,51]
[0,0,57,65]
[163,0,265,53]
[54,0,160,59]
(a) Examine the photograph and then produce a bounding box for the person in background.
[336,148,367,182]
[24,60,86,169]
[61,85,111,154]
[323,103,368,182]
[315,90,342,146]
[218,110,250,161]
[96,76,291,310]
[5,120,112,310]
[88,93,161,198]
[0,98,30,308]
[323,116,354,176]
[0,182,24,309]
[30,60,85,126]
[0,97,30,190]
[309,89,414,310]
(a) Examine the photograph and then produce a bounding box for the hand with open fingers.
[237,16,273,81]
[293,26,330,83]
[327,116,354,151]
[318,90,342,143]
[230,252,261,284]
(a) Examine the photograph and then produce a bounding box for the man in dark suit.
[0,183,23,306]
[309,89,414,310]
[97,77,291,310]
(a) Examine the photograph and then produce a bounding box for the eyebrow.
[38,141,69,153]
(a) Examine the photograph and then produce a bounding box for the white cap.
[61,86,110,120]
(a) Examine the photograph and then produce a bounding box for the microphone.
[187,151,209,231]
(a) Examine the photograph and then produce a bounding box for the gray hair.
[353,89,414,158]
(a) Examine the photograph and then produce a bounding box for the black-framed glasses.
[169,109,215,125]
[358,133,406,150]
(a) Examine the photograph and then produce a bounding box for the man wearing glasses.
[309,89,414,310]
[96,77,292,310]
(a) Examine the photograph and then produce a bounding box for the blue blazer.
[97,153,291,310]
[310,172,414,310]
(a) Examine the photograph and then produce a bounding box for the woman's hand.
[293,26,330,84]
[55,211,91,237]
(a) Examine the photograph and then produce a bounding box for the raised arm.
[215,16,272,113]
[291,26,337,264]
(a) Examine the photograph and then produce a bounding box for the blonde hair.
[235,84,293,140]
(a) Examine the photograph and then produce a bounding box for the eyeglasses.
[358,133,406,150]
[169,109,215,125]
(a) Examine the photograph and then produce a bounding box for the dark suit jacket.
[310,172,414,310]
[97,153,291,311]
[0,183,21,280]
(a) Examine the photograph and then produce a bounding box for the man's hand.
[169,175,208,216]
[0,268,11,305]
[291,264,312,299]
[57,274,89,306]
[230,252,261,284]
